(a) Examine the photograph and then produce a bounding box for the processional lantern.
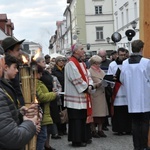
[20,49,40,150]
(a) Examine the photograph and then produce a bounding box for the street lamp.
[131,21,139,31]
[106,32,122,45]
[87,43,90,50]
[106,37,111,43]
[106,37,116,45]
[125,29,136,41]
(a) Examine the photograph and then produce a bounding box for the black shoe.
[72,142,87,147]
[117,132,124,136]
[86,139,92,144]
[58,132,63,136]
[80,142,87,147]
[98,131,107,137]
[51,135,61,139]
[125,131,132,135]
[63,131,68,135]
[45,146,56,150]
[92,131,100,138]
[102,126,109,131]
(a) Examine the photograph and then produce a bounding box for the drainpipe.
[68,7,73,46]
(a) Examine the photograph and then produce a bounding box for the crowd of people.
[0,36,150,150]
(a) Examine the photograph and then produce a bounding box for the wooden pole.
[20,66,31,150]
[20,66,37,150]
[20,66,31,107]
[140,0,150,147]
[28,65,37,150]
[139,0,150,58]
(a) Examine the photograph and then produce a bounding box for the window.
[116,16,118,30]
[96,27,103,40]
[126,9,129,24]
[121,12,124,26]
[95,6,102,14]
[134,2,137,18]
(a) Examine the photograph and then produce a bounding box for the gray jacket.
[0,88,36,150]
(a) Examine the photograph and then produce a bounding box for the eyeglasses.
[58,59,64,62]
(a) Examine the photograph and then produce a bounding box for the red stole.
[110,82,121,116]
[69,56,93,123]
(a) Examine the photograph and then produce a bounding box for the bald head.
[98,50,106,57]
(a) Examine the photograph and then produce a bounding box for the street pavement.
[50,126,133,150]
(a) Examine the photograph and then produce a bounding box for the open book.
[101,75,115,87]
[58,92,65,95]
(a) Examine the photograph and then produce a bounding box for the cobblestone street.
[50,127,133,150]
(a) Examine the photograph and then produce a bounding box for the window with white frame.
[121,12,124,26]
[95,6,102,14]
[96,27,103,40]
[126,8,129,24]
[116,16,118,30]
[134,2,137,19]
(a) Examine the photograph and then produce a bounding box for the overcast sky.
[0,0,67,55]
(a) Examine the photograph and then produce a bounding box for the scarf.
[56,64,64,71]
[91,65,101,73]
[69,56,92,123]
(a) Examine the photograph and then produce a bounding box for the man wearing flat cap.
[2,36,25,58]
[1,36,25,106]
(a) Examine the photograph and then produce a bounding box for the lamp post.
[86,43,90,50]
[131,21,137,30]
[106,37,111,43]
[106,37,116,45]
[131,21,139,31]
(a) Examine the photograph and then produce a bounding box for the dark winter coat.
[11,72,24,106]
[52,65,65,109]
[40,70,61,123]
[0,87,36,150]
[52,65,65,91]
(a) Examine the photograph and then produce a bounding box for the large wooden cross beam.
[140,0,150,58]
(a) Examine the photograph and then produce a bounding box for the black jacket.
[0,86,36,150]
[40,70,60,123]
[11,72,24,106]
[52,65,65,91]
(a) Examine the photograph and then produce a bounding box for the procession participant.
[1,36,25,106]
[107,47,132,135]
[45,64,62,140]
[64,43,93,147]
[120,40,150,150]
[36,64,57,150]
[89,55,109,138]
[98,49,111,131]
[0,51,40,150]
[45,54,51,65]
[35,56,61,150]
[110,50,118,61]
[52,56,66,135]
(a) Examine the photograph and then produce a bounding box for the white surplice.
[107,61,127,106]
[120,58,150,113]
[64,61,93,109]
